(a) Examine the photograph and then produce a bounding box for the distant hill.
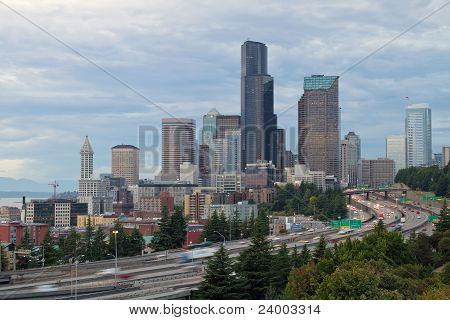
[0,177,78,193]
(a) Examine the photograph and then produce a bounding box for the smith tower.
[241,40,277,169]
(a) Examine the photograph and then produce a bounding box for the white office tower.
[80,136,93,180]
[406,104,432,167]
[386,135,406,175]
[179,162,199,184]
[78,137,113,214]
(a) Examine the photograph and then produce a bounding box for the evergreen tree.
[230,210,242,240]
[151,206,173,251]
[16,228,33,269]
[41,231,59,266]
[314,235,327,262]
[436,199,450,232]
[282,262,320,299]
[269,243,292,296]
[92,227,108,261]
[254,208,270,236]
[291,245,302,268]
[195,245,243,299]
[374,219,386,234]
[299,244,311,266]
[83,217,95,262]
[20,228,32,250]
[63,228,82,262]
[236,224,272,299]
[109,222,129,257]
[202,211,222,242]
[169,207,187,247]
[218,211,228,239]
[129,227,145,256]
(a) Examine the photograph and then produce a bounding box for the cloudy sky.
[0,0,449,183]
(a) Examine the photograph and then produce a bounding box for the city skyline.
[1,1,449,182]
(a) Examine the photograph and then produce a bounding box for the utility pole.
[112,230,118,286]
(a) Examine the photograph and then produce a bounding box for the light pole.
[214,231,225,246]
[74,260,79,300]
[112,230,118,286]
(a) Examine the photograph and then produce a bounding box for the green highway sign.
[330,219,362,229]
[428,215,439,222]
[399,197,411,202]
[422,195,438,201]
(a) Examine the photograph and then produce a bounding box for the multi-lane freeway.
[0,195,434,300]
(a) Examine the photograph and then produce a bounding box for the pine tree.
[169,207,187,247]
[291,245,302,268]
[314,235,327,262]
[63,228,82,262]
[299,244,311,266]
[436,199,450,232]
[195,245,242,299]
[202,210,222,242]
[151,206,173,251]
[218,211,228,238]
[83,217,95,262]
[230,210,242,240]
[254,208,270,237]
[236,223,272,299]
[374,219,386,234]
[269,243,292,296]
[92,227,108,261]
[16,228,33,269]
[41,231,59,266]
[20,228,32,250]
[109,222,129,257]
[129,227,145,256]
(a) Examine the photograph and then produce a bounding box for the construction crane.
[48,181,59,199]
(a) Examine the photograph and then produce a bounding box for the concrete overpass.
[344,187,408,203]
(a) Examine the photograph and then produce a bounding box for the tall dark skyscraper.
[241,40,277,169]
[298,75,340,180]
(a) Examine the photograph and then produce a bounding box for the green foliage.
[272,182,347,219]
[395,165,450,197]
[283,262,320,299]
[230,210,242,240]
[436,199,450,232]
[195,245,245,299]
[170,207,187,247]
[108,222,129,258]
[0,244,7,271]
[236,229,272,299]
[269,243,291,297]
[128,227,145,256]
[41,231,59,266]
[151,206,174,251]
[314,235,327,262]
[91,227,108,261]
[62,228,83,262]
[82,217,95,262]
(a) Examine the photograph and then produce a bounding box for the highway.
[0,195,434,300]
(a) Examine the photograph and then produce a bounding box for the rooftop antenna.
[48,180,59,199]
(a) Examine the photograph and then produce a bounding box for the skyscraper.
[275,128,286,181]
[80,136,93,180]
[405,103,432,167]
[241,40,277,169]
[442,146,450,168]
[224,129,241,173]
[386,135,406,175]
[161,118,195,181]
[202,108,220,147]
[298,75,340,180]
[344,131,361,186]
[112,145,140,186]
[216,115,241,139]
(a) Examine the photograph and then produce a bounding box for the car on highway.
[313,236,320,240]
[97,268,120,275]
[239,241,246,244]
[33,284,58,293]
[298,240,309,244]
[307,228,314,232]
[417,216,421,219]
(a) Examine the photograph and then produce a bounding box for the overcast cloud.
[0,0,449,182]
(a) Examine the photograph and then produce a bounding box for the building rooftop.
[304,75,339,90]
[112,144,139,150]
[80,136,94,154]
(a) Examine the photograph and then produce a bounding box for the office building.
[344,131,361,186]
[406,103,432,167]
[241,40,277,169]
[202,108,220,147]
[340,140,349,186]
[216,115,241,139]
[298,75,340,181]
[25,199,88,227]
[386,135,406,175]
[184,192,213,222]
[203,201,258,221]
[442,146,450,168]
[0,222,49,246]
[180,162,199,184]
[224,129,242,173]
[359,158,394,188]
[161,118,196,181]
[284,164,326,190]
[112,145,140,186]
[285,150,295,168]
[275,128,286,182]
[80,136,94,180]
[245,161,276,188]
[215,173,244,193]
[198,144,211,187]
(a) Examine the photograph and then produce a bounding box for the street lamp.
[112,230,118,285]
[214,231,225,245]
